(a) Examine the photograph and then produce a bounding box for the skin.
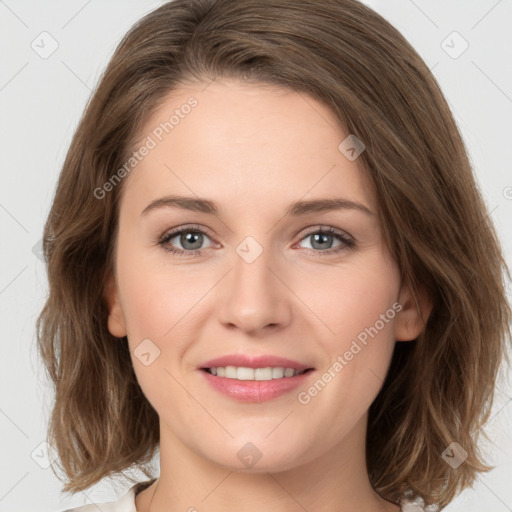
[104,79,431,512]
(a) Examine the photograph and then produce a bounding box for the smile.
[203,366,311,381]
[200,367,315,402]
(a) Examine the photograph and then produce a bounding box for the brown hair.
[36,0,511,508]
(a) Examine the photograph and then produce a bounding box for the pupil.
[182,231,202,250]
[312,233,332,250]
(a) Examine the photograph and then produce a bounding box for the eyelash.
[157,224,356,257]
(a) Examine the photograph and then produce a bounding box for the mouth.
[201,366,314,381]
[198,354,316,402]
[199,366,316,402]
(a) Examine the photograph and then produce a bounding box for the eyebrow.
[141,195,374,217]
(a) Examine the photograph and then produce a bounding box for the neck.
[138,413,400,512]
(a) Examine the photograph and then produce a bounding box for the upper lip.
[200,354,314,371]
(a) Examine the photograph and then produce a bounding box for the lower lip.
[199,369,315,403]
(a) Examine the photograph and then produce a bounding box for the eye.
[158,224,355,257]
[296,227,355,254]
[158,225,215,256]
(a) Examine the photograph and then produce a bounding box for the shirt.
[63,479,155,512]
[63,479,426,511]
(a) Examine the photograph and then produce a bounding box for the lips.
[200,354,314,372]
[198,354,316,402]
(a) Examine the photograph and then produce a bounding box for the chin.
[202,437,310,474]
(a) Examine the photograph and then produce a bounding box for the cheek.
[293,250,400,404]
[115,247,201,409]
[325,261,399,402]
[295,250,400,347]
[116,246,208,338]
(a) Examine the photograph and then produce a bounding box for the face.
[105,79,425,472]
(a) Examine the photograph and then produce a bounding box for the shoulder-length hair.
[36,0,511,508]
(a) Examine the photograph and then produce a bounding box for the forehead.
[120,79,377,218]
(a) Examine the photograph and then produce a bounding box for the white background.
[1,1,511,511]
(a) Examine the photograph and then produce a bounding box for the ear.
[394,280,432,342]
[104,272,128,338]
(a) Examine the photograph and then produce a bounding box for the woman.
[37,1,511,511]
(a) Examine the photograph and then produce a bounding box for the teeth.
[206,366,306,381]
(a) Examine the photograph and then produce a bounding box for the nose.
[217,245,292,336]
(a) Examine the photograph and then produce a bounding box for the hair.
[36,0,511,508]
